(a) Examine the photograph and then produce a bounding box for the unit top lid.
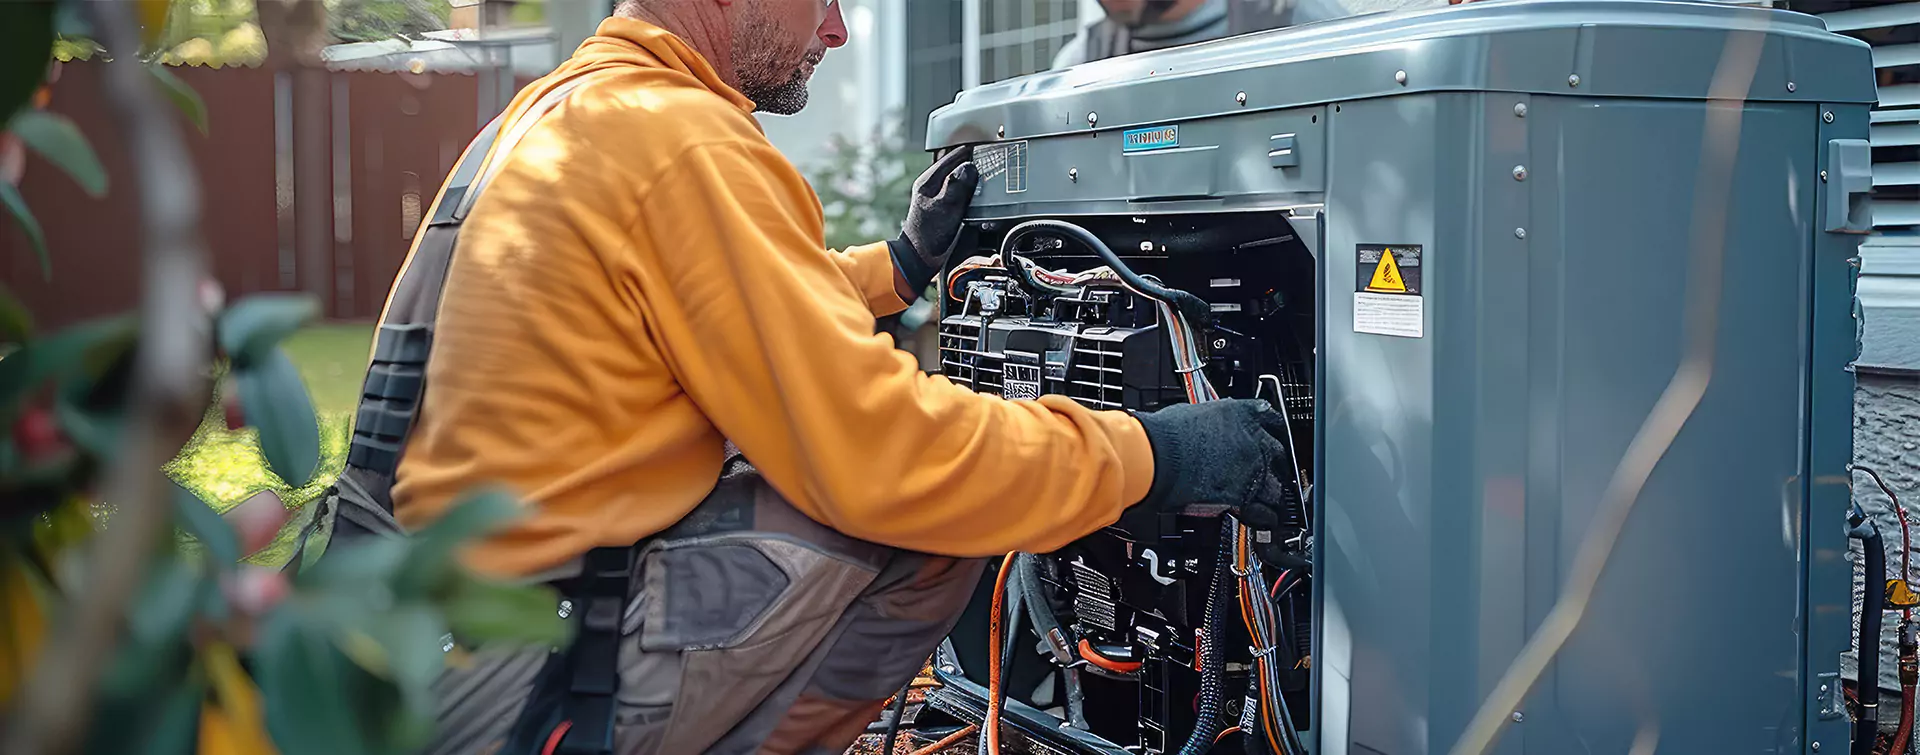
[925,0,1876,150]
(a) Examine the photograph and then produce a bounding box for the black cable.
[1001,219,1214,329]
[880,676,912,755]
[1854,502,1887,755]
[1013,554,1089,729]
[1177,520,1236,755]
[1007,255,1076,299]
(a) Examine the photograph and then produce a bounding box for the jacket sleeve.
[827,240,910,317]
[628,141,1157,558]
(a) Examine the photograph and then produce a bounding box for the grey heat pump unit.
[915,2,1878,754]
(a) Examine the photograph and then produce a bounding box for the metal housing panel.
[1809,101,1871,755]
[1313,93,1822,754]
[926,0,1875,153]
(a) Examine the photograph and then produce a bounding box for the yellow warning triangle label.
[1890,579,1920,608]
[1367,250,1407,293]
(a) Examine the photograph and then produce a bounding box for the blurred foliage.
[0,2,571,753]
[51,0,269,68]
[327,0,452,44]
[808,114,931,254]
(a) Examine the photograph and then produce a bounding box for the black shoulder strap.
[319,74,633,755]
[342,74,598,511]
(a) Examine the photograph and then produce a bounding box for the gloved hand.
[889,145,979,293]
[1128,398,1305,567]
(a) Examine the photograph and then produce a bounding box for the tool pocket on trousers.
[622,534,883,754]
[638,536,795,652]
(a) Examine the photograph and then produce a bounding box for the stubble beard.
[732,25,819,116]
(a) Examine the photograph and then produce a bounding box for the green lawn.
[167,323,372,566]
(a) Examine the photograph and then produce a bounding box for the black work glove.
[1128,398,1307,568]
[889,145,979,293]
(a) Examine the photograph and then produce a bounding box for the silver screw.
[1788,82,1797,93]
[1824,111,1836,123]
[558,600,574,619]
[1213,338,1228,349]
[1514,102,1528,117]
[1236,91,1248,105]
[1812,743,1822,752]
[1514,228,1527,239]
[1512,712,1524,723]
[1821,170,1829,182]
[1088,112,1099,126]
[1513,165,1528,181]
[1395,70,1408,85]
[1821,684,1831,693]
[997,125,1005,138]
[1568,74,1581,87]
[1069,167,1079,182]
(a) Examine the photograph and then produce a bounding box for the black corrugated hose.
[1853,501,1886,755]
[879,676,911,755]
[1177,520,1236,755]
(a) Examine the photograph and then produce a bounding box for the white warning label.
[1354,293,1424,338]
[1354,244,1424,338]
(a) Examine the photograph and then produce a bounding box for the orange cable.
[905,724,980,755]
[1077,639,1143,674]
[986,552,1017,755]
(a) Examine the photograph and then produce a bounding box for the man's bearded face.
[731,0,833,115]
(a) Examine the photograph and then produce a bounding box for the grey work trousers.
[425,449,987,755]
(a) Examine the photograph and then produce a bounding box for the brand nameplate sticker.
[1354,244,1424,338]
[974,141,1029,195]
[1122,125,1180,153]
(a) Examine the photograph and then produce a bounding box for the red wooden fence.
[0,61,515,328]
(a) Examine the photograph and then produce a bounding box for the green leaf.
[0,2,54,125]
[9,110,106,197]
[52,388,122,459]
[217,293,318,367]
[52,5,92,37]
[394,488,521,597]
[140,678,207,755]
[365,605,449,715]
[126,554,203,645]
[255,609,361,755]
[172,481,238,565]
[84,673,205,755]
[0,313,137,410]
[233,347,321,487]
[0,180,48,280]
[0,281,31,343]
[298,534,409,591]
[444,577,571,647]
[147,64,208,136]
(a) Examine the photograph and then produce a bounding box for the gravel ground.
[842,662,1037,755]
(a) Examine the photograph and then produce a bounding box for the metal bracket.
[1816,671,1846,720]
[1825,139,1872,234]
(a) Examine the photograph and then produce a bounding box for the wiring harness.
[962,219,1310,755]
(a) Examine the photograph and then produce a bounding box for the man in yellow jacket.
[367,1,1296,752]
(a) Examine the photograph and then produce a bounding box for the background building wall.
[755,0,906,171]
